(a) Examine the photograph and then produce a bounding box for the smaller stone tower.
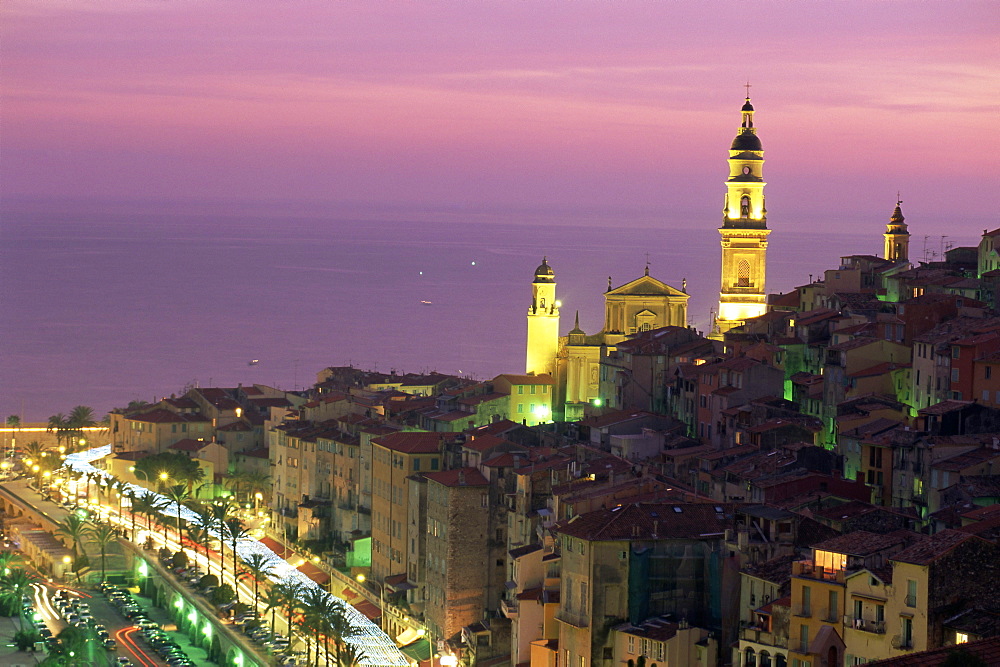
[525,258,560,376]
[884,199,910,262]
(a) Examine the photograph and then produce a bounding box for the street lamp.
[356,574,385,631]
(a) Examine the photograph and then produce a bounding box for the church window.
[740,195,750,217]
[742,166,751,175]
[737,260,751,287]
[640,323,651,332]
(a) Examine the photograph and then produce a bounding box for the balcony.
[555,609,589,629]
[819,608,839,624]
[739,626,788,648]
[891,635,913,650]
[845,616,885,634]
[793,560,845,584]
[500,598,519,618]
[905,595,917,607]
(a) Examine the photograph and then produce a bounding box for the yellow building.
[715,96,771,338]
[787,531,910,667]
[493,373,556,426]
[523,259,688,421]
[884,200,910,262]
[526,258,561,377]
[369,431,452,581]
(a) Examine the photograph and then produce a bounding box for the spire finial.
[744,80,752,100]
[574,310,580,328]
[896,191,903,207]
[644,252,651,276]
[608,276,612,291]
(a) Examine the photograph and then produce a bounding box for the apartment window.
[951,368,960,383]
[517,404,523,414]
[802,586,811,616]
[530,385,536,394]
[627,636,635,654]
[518,386,524,394]
[952,346,960,359]
[901,617,913,647]
[828,590,839,622]
[799,624,809,653]
[641,639,650,657]
[431,458,439,470]
[956,632,969,644]
[987,366,993,380]
[413,459,420,471]
[906,580,917,607]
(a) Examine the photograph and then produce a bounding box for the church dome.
[742,100,754,112]
[533,257,555,283]
[731,132,762,151]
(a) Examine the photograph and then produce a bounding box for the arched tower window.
[740,195,750,218]
[737,260,751,287]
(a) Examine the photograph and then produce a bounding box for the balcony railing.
[905,595,917,607]
[891,635,913,650]
[555,609,589,628]
[793,560,846,583]
[500,598,518,618]
[845,616,885,634]
[794,606,812,618]
[739,626,788,648]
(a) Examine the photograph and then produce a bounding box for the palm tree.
[210,500,235,581]
[133,491,169,544]
[240,552,275,604]
[276,580,303,640]
[301,586,334,666]
[0,551,23,574]
[47,413,68,447]
[0,567,38,630]
[190,505,219,579]
[261,585,285,638]
[87,523,117,583]
[56,514,89,571]
[164,484,190,543]
[224,517,251,597]
[325,598,352,667]
[4,415,20,454]
[338,639,367,667]
[124,487,140,538]
[67,405,96,448]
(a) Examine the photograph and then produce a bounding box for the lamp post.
[356,574,385,631]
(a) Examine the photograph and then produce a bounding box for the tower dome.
[533,257,555,283]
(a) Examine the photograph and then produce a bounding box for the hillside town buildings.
[87,97,1000,667]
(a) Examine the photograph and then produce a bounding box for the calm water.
[0,207,972,422]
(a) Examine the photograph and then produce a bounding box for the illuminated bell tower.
[526,257,560,376]
[714,94,770,338]
[884,199,910,262]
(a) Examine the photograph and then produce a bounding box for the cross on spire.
[744,81,752,99]
[896,191,903,207]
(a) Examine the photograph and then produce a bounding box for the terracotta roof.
[461,433,509,452]
[423,467,489,488]
[811,530,909,557]
[494,374,556,385]
[371,431,455,454]
[614,616,678,642]
[556,503,734,541]
[867,635,1000,666]
[217,420,252,432]
[891,529,979,566]
[580,410,656,429]
[129,408,210,424]
[167,439,209,452]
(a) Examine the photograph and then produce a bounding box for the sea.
[0,205,979,423]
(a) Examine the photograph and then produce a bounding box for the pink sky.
[3,1,997,235]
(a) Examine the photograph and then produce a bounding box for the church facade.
[525,261,689,422]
